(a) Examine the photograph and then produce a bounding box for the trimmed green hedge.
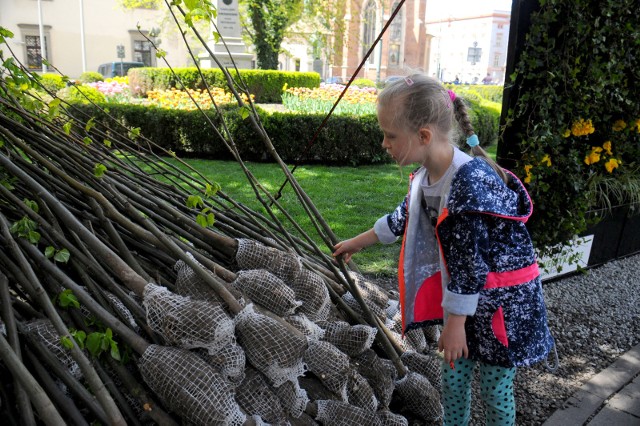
[71,101,499,166]
[128,68,321,103]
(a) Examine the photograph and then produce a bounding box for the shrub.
[79,71,104,84]
[351,78,376,88]
[56,85,106,104]
[128,67,320,103]
[39,73,66,93]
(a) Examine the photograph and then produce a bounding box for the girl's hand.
[332,239,361,263]
[438,314,469,365]
[333,228,380,263]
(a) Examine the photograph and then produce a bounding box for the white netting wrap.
[173,255,222,303]
[352,349,397,408]
[405,328,427,353]
[320,321,377,357]
[304,340,350,401]
[143,283,235,354]
[234,304,307,387]
[104,290,139,332]
[235,367,288,425]
[232,269,302,317]
[394,371,442,422]
[400,351,442,394]
[196,342,246,384]
[346,369,378,412]
[315,400,382,426]
[423,324,441,345]
[342,291,387,322]
[21,319,82,379]
[286,314,325,341]
[349,272,390,310]
[138,345,246,426]
[290,269,331,322]
[274,378,309,419]
[235,238,302,284]
[376,410,409,426]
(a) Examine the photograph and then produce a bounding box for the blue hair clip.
[466,134,480,147]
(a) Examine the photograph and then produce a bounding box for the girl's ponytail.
[452,96,508,184]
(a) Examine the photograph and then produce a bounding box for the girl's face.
[378,103,427,166]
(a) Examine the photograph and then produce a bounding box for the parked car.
[324,76,344,84]
[97,61,145,78]
[381,75,404,87]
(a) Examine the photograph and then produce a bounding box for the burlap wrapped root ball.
[320,320,377,357]
[235,238,301,284]
[173,256,224,303]
[235,367,288,425]
[143,283,235,354]
[401,350,442,394]
[393,371,443,422]
[352,349,397,409]
[304,340,351,401]
[234,304,307,387]
[315,400,382,426]
[139,345,245,426]
[232,269,302,317]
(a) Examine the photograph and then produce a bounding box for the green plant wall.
[501,0,640,255]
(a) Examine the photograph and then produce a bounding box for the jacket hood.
[447,158,533,222]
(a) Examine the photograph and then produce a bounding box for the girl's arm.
[333,228,379,263]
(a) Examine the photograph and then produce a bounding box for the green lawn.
[174,145,497,276]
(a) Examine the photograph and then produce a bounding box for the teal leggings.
[441,357,516,426]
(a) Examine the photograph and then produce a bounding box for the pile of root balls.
[0,49,444,426]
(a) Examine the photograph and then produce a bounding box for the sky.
[428,0,513,18]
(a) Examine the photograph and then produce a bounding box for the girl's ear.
[418,127,432,145]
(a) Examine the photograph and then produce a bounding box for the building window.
[25,35,46,70]
[498,23,504,29]
[388,1,403,66]
[133,39,153,66]
[495,33,503,47]
[295,58,301,71]
[493,54,501,67]
[362,0,377,65]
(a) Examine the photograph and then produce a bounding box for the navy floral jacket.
[374,156,554,367]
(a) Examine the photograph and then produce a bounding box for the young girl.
[333,74,554,425]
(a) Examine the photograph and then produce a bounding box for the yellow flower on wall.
[540,154,552,167]
[571,118,595,137]
[612,120,626,131]
[584,146,603,165]
[561,129,571,138]
[604,158,620,173]
[602,141,612,155]
[524,164,533,183]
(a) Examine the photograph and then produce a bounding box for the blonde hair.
[378,74,507,183]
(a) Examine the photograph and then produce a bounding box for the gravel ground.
[510,253,640,425]
[368,253,640,425]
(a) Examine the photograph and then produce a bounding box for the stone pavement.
[542,343,640,425]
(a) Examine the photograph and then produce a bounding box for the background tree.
[243,0,304,69]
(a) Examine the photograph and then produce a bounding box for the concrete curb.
[542,343,640,425]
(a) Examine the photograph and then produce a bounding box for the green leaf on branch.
[186,194,204,209]
[60,335,74,350]
[205,182,220,197]
[94,163,107,178]
[54,248,70,263]
[83,137,92,146]
[63,121,73,135]
[128,127,141,140]
[23,198,39,213]
[45,246,56,258]
[58,289,80,308]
